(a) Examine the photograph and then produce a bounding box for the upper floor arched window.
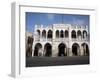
[71,30,76,38]
[47,30,52,38]
[56,30,59,38]
[60,30,64,38]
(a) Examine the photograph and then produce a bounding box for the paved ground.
[26,56,89,67]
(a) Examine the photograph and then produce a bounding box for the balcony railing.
[54,38,69,42]
[35,37,89,42]
[71,38,89,41]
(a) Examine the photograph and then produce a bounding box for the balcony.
[35,37,89,42]
[71,38,89,41]
[54,38,69,42]
[35,38,53,42]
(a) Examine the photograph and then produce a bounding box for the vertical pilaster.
[67,47,69,56]
[59,30,61,38]
[80,46,84,56]
[69,48,73,56]
[69,27,71,41]
[68,27,72,56]
[52,25,55,41]
[40,30,42,41]
[46,31,47,41]
[32,42,35,57]
[32,49,34,57]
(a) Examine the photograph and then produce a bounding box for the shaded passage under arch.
[44,43,52,57]
[58,43,66,56]
[81,43,89,56]
[34,43,42,56]
[72,43,80,56]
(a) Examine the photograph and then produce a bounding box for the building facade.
[26,24,90,57]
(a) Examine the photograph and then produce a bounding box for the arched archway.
[83,30,87,38]
[42,30,46,38]
[71,30,76,38]
[56,30,59,38]
[34,43,42,56]
[58,43,66,56]
[47,30,52,38]
[60,30,64,38]
[81,43,89,56]
[72,43,80,56]
[44,43,52,57]
[65,30,68,38]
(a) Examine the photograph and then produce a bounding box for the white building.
[30,24,89,57]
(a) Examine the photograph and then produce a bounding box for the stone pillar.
[84,45,86,55]
[69,28,71,41]
[40,48,43,56]
[68,29,72,56]
[69,48,73,56]
[52,43,57,57]
[46,31,48,41]
[76,31,77,40]
[32,44,35,57]
[67,47,69,56]
[65,47,68,56]
[64,30,65,38]
[52,26,55,40]
[77,48,79,56]
[80,46,84,56]
[81,31,82,40]
[40,30,42,41]
[32,49,34,57]
[56,47,58,57]
[43,48,46,56]
[59,30,61,38]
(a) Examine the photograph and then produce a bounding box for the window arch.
[47,30,52,38]
[37,30,40,38]
[83,30,87,38]
[71,30,76,38]
[77,30,82,38]
[60,30,64,38]
[56,30,59,38]
[42,30,46,38]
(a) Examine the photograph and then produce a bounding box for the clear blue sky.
[26,12,89,32]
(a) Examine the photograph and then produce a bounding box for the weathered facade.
[26,24,90,57]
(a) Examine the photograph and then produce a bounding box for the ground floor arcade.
[26,41,89,57]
